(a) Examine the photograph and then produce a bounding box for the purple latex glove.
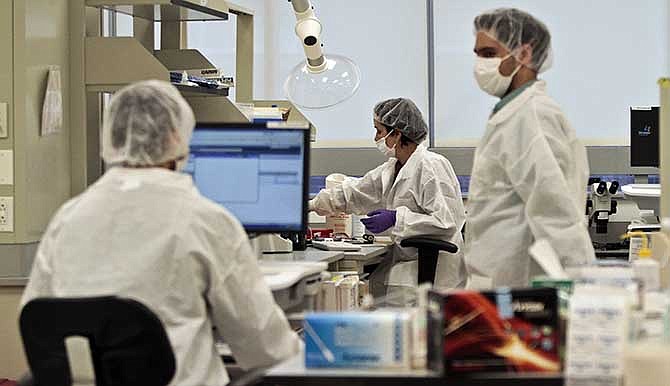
[360,209,397,234]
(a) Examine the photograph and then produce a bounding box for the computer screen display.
[630,106,659,168]
[185,123,309,233]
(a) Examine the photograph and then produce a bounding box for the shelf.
[85,37,170,89]
[86,0,231,21]
[254,100,318,142]
[258,355,564,386]
[258,373,565,386]
[154,49,216,71]
[187,96,251,123]
[85,38,232,98]
[175,84,229,97]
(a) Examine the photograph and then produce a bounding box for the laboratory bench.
[260,249,346,264]
[231,354,566,386]
[259,245,389,271]
[0,245,387,316]
[258,245,389,311]
[339,245,389,272]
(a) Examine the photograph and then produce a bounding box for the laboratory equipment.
[186,122,310,234]
[311,240,361,252]
[284,0,361,109]
[586,180,619,234]
[586,179,643,258]
[261,261,327,312]
[594,106,664,255]
[622,184,661,217]
[630,106,660,168]
[622,107,662,223]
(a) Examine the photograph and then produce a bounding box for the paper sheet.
[41,66,63,136]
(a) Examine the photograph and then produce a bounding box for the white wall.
[188,0,429,148]
[123,1,670,148]
[434,0,670,146]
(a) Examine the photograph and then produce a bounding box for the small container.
[629,233,646,262]
[627,231,661,291]
[351,214,367,238]
[325,174,352,237]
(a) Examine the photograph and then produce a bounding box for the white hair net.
[474,8,553,73]
[373,98,428,143]
[102,80,195,166]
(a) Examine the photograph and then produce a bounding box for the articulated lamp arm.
[285,0,361,109]
[289,0,327,73]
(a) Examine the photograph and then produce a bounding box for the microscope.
[586,180,619,235]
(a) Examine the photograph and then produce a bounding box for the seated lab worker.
[465,8,596,288]
[309,98,466,305]
[21,80,301,386]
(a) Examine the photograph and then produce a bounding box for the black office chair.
[401,237,458,285]
[19,296,175,386]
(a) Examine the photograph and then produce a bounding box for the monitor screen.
[185,123,309,233]
[630,106,659,168]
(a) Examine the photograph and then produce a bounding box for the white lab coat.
[311,145,467,295]
[21,167,301,386]
[465,80,596,288]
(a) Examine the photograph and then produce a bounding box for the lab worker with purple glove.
[361,210,397,234]
[309,98,466,305]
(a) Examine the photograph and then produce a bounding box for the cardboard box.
[304,312,412,368]
[319,274,360,311]
[427,288,560,374]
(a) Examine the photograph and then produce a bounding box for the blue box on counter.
[304,312,412,369]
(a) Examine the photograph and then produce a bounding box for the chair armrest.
[400,237,458,254]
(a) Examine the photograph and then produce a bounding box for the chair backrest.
[20,296,175,386]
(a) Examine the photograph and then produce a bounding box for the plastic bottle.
[411,284,430,369]
[628,231,661,292]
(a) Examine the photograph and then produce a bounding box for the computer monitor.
[630,106,659,168]
[185,123,309,233]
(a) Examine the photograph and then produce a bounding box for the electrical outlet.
[0,103,7,138]
[0,196,14,232]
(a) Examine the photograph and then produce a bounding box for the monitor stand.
[251,234,293,255]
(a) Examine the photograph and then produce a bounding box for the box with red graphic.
[427,288,561,374]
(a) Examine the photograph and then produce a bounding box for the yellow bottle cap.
[639,247,652,258]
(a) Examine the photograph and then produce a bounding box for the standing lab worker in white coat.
[465,8,595,288]
[309,98,466,305]
[21,80,301,386]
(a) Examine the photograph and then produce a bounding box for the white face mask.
[474,54,521,98]
[375,131,396,158]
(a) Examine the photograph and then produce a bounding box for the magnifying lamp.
[284,0,361,110]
